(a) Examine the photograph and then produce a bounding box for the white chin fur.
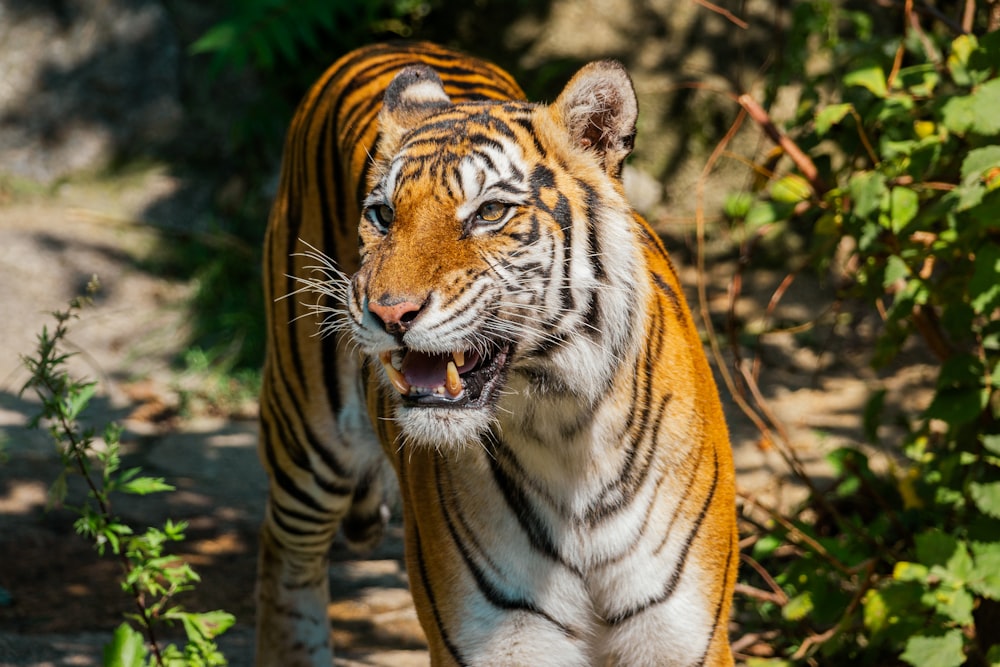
[395,404,494,449]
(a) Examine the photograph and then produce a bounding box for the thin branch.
[737,93,826,196]
[963,0,975,34]
[873,0,965,33]
[886,0,912,91]
[692,0,749,29]
[740,552,789,605]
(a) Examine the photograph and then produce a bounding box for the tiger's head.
[348,60,645,448]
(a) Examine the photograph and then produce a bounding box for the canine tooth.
[381,356,411,395]
[445,361,463,397]
[453,350,465,367]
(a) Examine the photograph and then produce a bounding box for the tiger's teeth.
[380,354,411,395]
[453,350,465,367]
[445,361,463,397]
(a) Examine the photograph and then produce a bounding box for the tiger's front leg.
[255,507,335,667]
[254,360,391,666]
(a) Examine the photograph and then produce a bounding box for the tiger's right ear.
[553,60,637,179]
[377,65,452,153]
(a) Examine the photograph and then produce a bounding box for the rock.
[0,0,182,184]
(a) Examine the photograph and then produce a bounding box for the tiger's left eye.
[476,202,508,223]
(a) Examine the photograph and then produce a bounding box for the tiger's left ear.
[553,60,637,179]
[378,65,452,155]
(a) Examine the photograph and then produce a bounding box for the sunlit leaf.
[942,79,1000,136]
[845,65,888,98]
[782,591,814,621]
[815,103,853,135]
[901,630,966,667]
[970,481,1000,519]
[889,186,918,233]
[102,622,146,667]
[849,171,888,220]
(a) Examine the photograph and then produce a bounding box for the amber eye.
[476,202,507,223]
[365,203,395,229]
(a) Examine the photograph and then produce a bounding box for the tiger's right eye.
[365,203,395,230]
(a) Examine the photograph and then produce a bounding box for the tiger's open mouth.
[378,344,512,408]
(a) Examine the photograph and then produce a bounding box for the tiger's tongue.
[400,351,451,387]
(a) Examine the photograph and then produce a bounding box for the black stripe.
[269,352,352,484]
[651,272,683,317]
[694,527,736,667]
[606,447,720,626]
[436,459,577,639]
[399,448,466,665]
[260,412,336,516]
[487,432,578,574]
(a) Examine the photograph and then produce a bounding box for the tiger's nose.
[368,298,424,335]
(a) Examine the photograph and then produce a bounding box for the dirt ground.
[0,164,938,666]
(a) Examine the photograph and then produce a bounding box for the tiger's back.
[257,41,736,666]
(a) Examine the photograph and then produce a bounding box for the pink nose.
[368,299,423,334]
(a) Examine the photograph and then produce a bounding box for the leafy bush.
[728,3,1000,665]
[20,279,235,667]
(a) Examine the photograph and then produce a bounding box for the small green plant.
[722,3,1000,666]
[20,278,235,667]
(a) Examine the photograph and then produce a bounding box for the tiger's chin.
[394,405,497,449]
[376,342,512,449]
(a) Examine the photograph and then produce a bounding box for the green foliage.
[20,279,235,667]
[730,3,1000,665]
[190,0,432,159]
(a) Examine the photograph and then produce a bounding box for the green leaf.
[983,434,1000,456]
[914,528,972,584]
[744,200,794,232]
[900,630,966,667]
[815,103,853,135]
[934,587,975,625]
[942,79,1000,136]
[969,542,1000,599]
[771,175,812,204]
[102,622,147,667]
[970,481,1000,519]
[65,381,97,421]
[119,476,174,496]
[752,533,783,560]
[845,65,888,98]
[971,243,1000,315]
[948,34,980,86]
[849,171,888,220]
[723,192,753,219]
[782,591,814,621]
[926,387,988,425]
[894,561,929,583]
[961,145,1000,183]
[889,186,919,233]
[882,256,909,288]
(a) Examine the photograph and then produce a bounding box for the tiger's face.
[347,63,641,447]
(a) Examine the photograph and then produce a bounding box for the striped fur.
[257,41,737,666]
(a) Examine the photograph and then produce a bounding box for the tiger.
[255,40,737,667]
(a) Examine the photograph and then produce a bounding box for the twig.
[734,582,786,605]
[963,0,975,33]
[791,559,878,660]
[692,0,749,29]
[740,552,789,605]
[739,492,854,578]
[886,0,912,91]
[737,93,826,196]
[873,0,964,33]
